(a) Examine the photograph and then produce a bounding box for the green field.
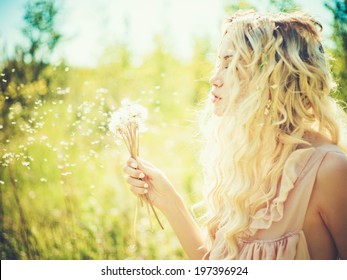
[0,40,213,259]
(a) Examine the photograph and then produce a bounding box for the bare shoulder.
[315,150,347,259]
[316,151,347,190]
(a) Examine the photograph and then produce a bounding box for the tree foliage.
[269,0,300,12]
[0,0,65,259]
[325,0,347,102]
[0,0,65,142]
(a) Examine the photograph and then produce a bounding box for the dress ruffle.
[209,148,324,260]
[248,148,315,236]
[237,231,308,260]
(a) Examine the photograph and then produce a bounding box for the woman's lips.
[210,92,222,103]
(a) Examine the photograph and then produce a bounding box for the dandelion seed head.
[109,99,148,137]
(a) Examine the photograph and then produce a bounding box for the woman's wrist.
[160,191,186,217]
[160,190,207,259]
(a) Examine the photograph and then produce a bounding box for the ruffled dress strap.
[208,144,344,260]
[238,145,340,259]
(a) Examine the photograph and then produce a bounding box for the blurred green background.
[0,0,346,259]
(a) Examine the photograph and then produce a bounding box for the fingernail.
[130,162,138,169]
[144,189,148,194]
[144,183,148,188]
[139,173,145,179]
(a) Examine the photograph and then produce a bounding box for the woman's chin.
[213,105,225,117]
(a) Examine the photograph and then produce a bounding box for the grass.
[0,45,212,259]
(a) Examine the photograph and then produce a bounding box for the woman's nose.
[210,77,224,88]
[209,69,224,87]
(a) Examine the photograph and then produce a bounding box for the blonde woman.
[123,10,347,260]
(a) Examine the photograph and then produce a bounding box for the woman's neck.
[303,130,333,148]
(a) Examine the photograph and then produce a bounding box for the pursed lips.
[210,91,222,103]
[212,91,221,99]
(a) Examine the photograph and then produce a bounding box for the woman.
[123,10,347,260]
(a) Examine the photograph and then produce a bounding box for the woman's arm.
[316,152,347,259]
[161,193,207,259]
[123,157,207,259]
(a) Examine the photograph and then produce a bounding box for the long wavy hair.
[200,10,347,259]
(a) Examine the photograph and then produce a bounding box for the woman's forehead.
[218,33,235,58]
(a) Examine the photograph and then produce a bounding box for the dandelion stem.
[144,193,164,230]
[109,100,163,230]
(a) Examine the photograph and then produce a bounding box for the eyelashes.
[216,61,231,70]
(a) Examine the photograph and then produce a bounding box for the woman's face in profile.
[209,32,248,116]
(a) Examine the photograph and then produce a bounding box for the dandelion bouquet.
[108,99,164,230]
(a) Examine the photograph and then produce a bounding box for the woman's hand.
[123,157,179,213]
[123,157,207,259]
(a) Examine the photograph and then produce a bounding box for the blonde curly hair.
[200,10,347,259]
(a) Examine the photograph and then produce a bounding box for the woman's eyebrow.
[218,53,234,60]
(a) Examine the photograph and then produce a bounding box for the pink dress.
[208,144,345,260]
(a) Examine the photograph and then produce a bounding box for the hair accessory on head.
[264,99,272,116]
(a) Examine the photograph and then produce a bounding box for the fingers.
[124,158,149,195]
[126,176,148,188]
[123,158,156,195]
[127,177,149,195]
[126,157,138,169]
[123,165,145,179]
[130,185,148,195]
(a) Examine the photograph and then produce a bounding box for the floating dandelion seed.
[96,88,108,94]
[108,99,163,230]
